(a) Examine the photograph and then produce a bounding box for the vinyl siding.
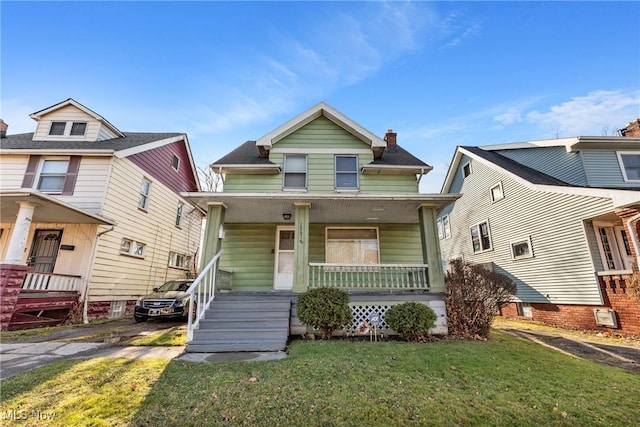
[219,223,424,291]
[223,116,418,193]
[89,157,202,301]
[439,158,614,305]
[33,105,118,142]
[581,150,637,188]
[0,154,30,189]
[496,147,587,185]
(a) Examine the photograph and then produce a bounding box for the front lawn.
[1,332,638,426]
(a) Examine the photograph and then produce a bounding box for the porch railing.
[309,263,429,291]
[187,249,223,341]
[22,273,83,292]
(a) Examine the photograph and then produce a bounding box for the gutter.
[82,225,115,324]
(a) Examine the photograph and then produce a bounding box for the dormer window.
[49,122,66,135]
[70,122,87,136]
[48,121,88,137]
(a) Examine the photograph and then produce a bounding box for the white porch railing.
[309,263,429,291]
[187,249,223,341]
[22,273,82,291]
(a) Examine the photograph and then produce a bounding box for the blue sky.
[2,1,639,192]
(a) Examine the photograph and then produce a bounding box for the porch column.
[199,202,226,271]
[293,203,310,293]
[4,202,36,265]
[418,205,445,293]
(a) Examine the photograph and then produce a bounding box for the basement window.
[517,302,532,318]
[109,301,126,318]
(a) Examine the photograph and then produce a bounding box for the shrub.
[384,302,437,341]
[296,287,352,339]
[445,259,516,339]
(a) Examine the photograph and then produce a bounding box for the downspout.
[627,213,640,268]
[82,225,115,324]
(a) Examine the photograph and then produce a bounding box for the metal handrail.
[186,249,223,341]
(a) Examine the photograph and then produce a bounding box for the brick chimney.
[384,129,397,147]
[0,119,7,139]
[620,118,640,137]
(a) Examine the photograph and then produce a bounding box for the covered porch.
[0,189,114,330]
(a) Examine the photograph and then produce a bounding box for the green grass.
[1,332,638,426]
[126,326,186,346]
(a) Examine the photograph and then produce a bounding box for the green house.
[183,103,459,350]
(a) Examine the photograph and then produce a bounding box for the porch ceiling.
[182,192,461,224]
[0,190,115,225]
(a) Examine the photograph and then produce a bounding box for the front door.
[274,227,294,290]
[27,229,63,273]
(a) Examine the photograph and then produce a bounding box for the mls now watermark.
[2,408,56,422]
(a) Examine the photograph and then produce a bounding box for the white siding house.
[440,135,640,334]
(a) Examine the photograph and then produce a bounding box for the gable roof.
[442,145,640,208]
[29,98,124,138]
[256,102,386,150]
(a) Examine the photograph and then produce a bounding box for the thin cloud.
[526,89,640,136]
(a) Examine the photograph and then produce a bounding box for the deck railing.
[22,273,83,292]
[309,263,429,291]
[187,249,223,341]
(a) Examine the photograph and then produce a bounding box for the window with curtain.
[325,228,379,264]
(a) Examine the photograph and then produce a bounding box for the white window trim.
[616,151,640,182]
[36,157,70,194]
[462,161,472,178]
[437,214,451,240]
[70,122,87,136]
[175,203,184,228]
[168,251,191,270]
[120,238,145,258]
[490,182,504,202]
[172,154,180,171]
[470,220,492,253]
[335,155,359,190]
[324,226,380,264]
[138,178,151,211]
[517,302,533,318]
[49,121,66,135]
[593,222,627,271]
[283,154,308,190]
[48,121,88,137]
[510,236,533,260]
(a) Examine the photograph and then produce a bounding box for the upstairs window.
[283,154,307,189]
[617,152,640,181]
[335,155,359,189]
[139,178,151,210]
[70,122,87,136]
[325,227,379,264]
[463,161,472,178]
[172,154,180,171]
[175,203,184,227]
[470,220,492,253]
[37,159,69,193]
[490,182,504,202]
[49,122,66,135]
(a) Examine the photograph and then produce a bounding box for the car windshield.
[156,281,192,292]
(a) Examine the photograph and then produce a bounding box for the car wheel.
[134,315,147,323]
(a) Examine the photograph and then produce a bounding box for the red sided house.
[0,99,204,330]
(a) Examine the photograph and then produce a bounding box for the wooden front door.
[274,227,294,290]
[27,229,63,273]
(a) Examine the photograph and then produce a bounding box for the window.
[169,251,192,269]
[49,122,66,135]
[139,178,151,210]
[283,155,307,189]
[70,122,87,136]
[175,203,184,227]
[470,220,492,253]
[511,236,533,260]
[463,161,472,178]
[172,154,180,171]
[617,152,640,181]
[594,224,633,271]
[325,228,379,264]
[37,159,69,193]
[109,301,126,318]
[517,302,532,318]
[120,238,145,258]
[437,215,451,240]
[335,155,359,189]
[490,182,504,202]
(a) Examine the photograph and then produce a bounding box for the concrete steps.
[186,293,291,353]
